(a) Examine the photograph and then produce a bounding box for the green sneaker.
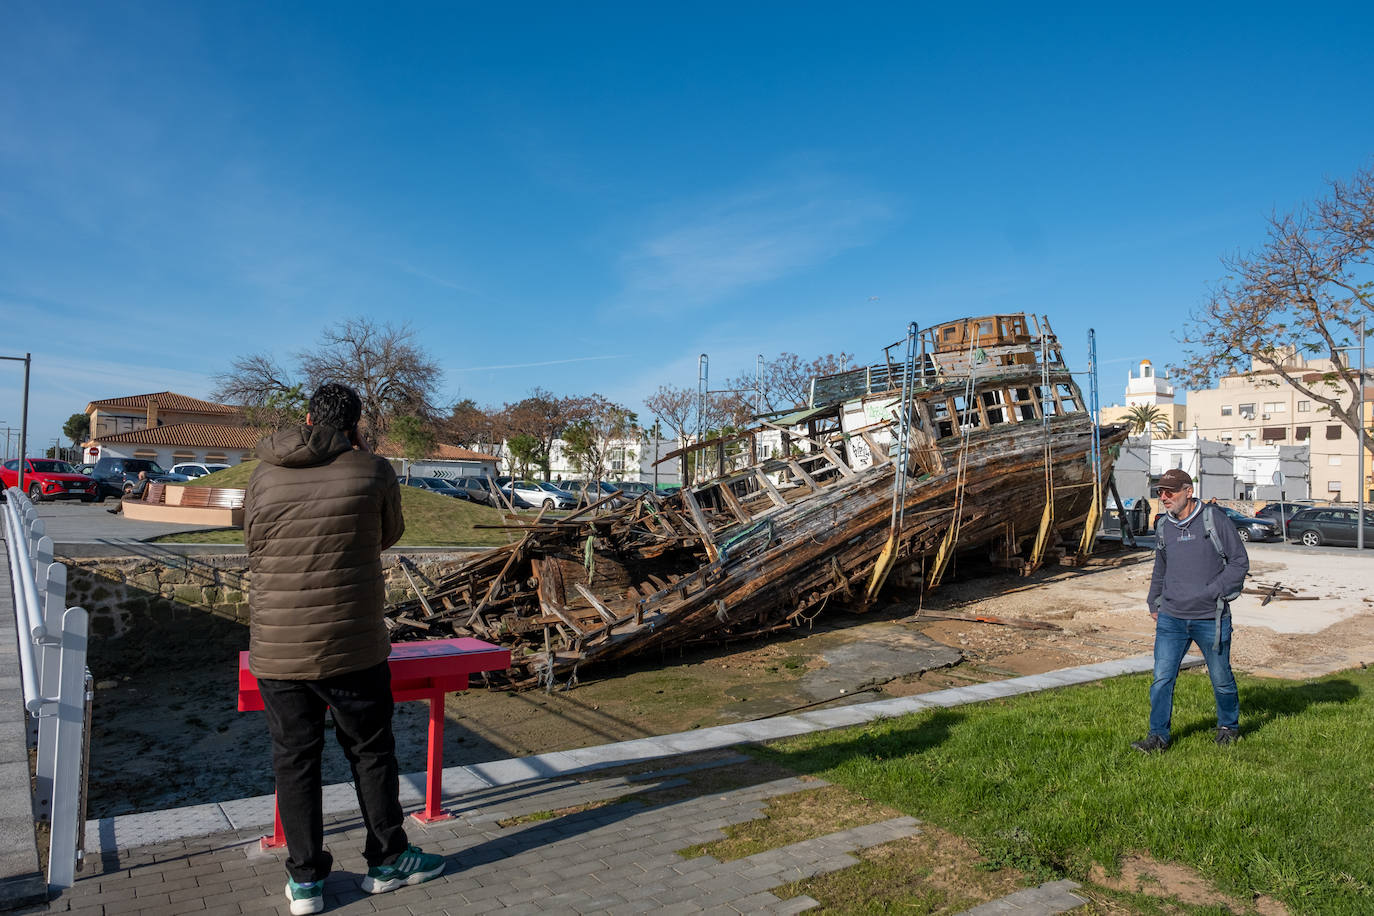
[360,845,445,894]
[284,877,323,915]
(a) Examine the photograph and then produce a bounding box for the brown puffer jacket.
[244,424,404,680]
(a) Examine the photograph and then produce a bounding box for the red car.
[1,458,100,502]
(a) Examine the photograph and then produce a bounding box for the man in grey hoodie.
[1132,469,1248,753]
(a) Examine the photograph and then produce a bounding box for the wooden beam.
[860,429,891,466]
[821,443,856,478]
[752,468,789,508]
[679,488,719,562]
[574,582,620,624]
[785,458,818,492]
[715,482,752,525]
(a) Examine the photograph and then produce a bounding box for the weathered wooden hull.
[388,417,1125,688]
[386,313,1127,688]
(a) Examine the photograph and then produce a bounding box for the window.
[1327,425,1343,440]
[1262,427,1286,441]
[1263,402,1285,413]
[1055,384,1080,413]
[1297,400,1310,412]
[1238,403,1256,417]
[1220,433,1233,442]
[1010,387,1038,421]
[931,399,954,438]
[977,319,995,337]
[980,390,1007,424]
[952,395,982,429]
[609,448,626,472]
[1175,420,1184,433]
[1328,481,1343,493]
[1296,426,1311,441]
[1329,455,1342,466]
[1220,405,1233,416]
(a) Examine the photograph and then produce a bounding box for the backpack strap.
[1200,505,1236,651]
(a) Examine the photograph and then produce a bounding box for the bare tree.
[443,398,503,449]
[644,385,696,444]
[500,387,584,480]
[296,318,442,438]
[562,396,639,487]
[211,354,298,406]
[213,320,442,438]
[210,354,307,431]
[1178,160,1373,454]
[727,351,855,416]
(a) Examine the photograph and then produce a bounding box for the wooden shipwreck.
[387,314,1130,688]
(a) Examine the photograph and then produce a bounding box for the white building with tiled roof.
[82,391,255,467]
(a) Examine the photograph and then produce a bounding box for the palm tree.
[1123,404,1173,437]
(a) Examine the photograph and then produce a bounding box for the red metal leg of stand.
[411,693,451,823]
[261,793,287,849]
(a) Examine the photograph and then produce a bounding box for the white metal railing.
[3,488,90,891]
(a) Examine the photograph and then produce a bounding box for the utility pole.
[0,353,29,491]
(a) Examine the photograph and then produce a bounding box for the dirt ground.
[84,541,1374,819]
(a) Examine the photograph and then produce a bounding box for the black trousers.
[257,661,408,882]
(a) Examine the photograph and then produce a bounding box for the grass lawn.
[756,666,1374,914]
[156,459,516,547]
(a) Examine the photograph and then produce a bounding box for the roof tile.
[93,423,262,449]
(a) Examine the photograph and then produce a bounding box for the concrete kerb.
[83,652,1202,855]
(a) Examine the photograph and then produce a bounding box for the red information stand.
[238,637,511,845]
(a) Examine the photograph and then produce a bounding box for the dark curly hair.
[308,383,362,433]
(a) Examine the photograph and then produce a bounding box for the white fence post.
[34,561,67,820]
[26,518,45,563]
[47,606,89,891]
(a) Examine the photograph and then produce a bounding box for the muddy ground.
[85,541,1374,819]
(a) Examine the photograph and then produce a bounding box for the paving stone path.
[39,754,1088,915]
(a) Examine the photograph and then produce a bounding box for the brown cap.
[1156,469,1193,491]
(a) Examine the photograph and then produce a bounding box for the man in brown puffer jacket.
[245,383,443,915]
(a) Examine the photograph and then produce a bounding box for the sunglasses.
[1154,486,1185,496]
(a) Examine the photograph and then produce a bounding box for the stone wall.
[61,552,477,641]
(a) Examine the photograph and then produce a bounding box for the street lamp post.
[0,353,30,492]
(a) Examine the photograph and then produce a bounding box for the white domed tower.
[1125,360,1175,407]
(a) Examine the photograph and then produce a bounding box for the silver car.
[501,480,576,510]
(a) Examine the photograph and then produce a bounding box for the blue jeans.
[1148,612,1239,740]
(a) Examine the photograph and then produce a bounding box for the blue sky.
[3,2,1374,452]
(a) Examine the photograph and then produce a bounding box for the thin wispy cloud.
[453,355,628,371]
[620,173,893,305]
[392,261,479,295]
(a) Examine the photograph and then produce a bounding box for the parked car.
[501,480,577,510]
[1,458,100,502]
[1218,506,1281,542]
[1253,501,1315,535]
[403,476,468,499]
[1286,507,1374,548]
[559,479,626,507]
[169,462,232,479]
[613,481,657,499]
[89,456,188,499]
[76,463,97,476]
[451,476,498,507]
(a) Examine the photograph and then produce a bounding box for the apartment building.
[1186,356,1371,503]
